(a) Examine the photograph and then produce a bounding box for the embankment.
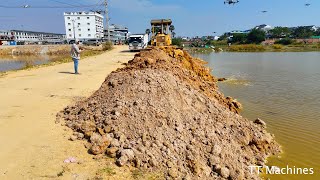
[0,44,103,56]
[58,47,280,179]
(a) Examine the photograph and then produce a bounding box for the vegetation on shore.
[0,43,114,76]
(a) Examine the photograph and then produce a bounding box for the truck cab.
[128,34,148,51]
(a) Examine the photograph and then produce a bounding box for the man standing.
[71,39,82,74]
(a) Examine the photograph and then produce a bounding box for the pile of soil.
[57,47,280,179]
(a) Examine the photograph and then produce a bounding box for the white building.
[0,30,65,45]
[64,11,104,42]
[104,24,129,42]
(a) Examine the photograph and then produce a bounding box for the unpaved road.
[0,46,135,179]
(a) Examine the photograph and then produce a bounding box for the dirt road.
[0,46,135,179]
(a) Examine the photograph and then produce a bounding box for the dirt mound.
[57,47,280,179]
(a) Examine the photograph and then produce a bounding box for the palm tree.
[169,25,175,33]
[169,25,175,38]
[172,32,176,38]
[145,29,151,36]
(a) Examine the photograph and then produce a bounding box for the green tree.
[230,33,248,44]
[169,25,175,37]
[247,29,266,44]
[145,29,151,36]
[169,25,175,33]
[172,38,182,47]
[270,26,291,38]
[292,26,314,38]
[218,33,228,41]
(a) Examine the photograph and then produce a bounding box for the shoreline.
[186,45,320,53]
[0,48,108,77]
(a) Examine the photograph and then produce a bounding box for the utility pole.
[104,0,111,42]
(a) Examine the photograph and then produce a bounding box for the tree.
[218,33,228,41]
[169,25,175,38]
[145,29,151,36]
[229,33,248,44]
[172,38,182,47]
[270,26,291,38]
[169,25,175,33]
[172,32,176,38]
[247,29,266,44]
[292,26,315,39]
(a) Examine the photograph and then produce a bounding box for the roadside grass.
[0,48,110,78]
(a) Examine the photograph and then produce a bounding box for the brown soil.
[58,47,280,179]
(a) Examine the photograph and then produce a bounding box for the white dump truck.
[128,34,149,51]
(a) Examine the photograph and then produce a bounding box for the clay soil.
[59,47,281,179]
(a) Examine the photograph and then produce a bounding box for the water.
[193,52,320,180]
[0,55,57,72]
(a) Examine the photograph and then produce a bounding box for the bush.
[272,44,283,50]
[247,29,266,44]
[102,42,113,51]
[228,44,266,52]
[275,38,293,45]
[172,38,183,47]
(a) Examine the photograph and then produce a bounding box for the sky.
[0,0,319,37]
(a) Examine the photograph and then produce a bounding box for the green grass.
[97,167,117,176]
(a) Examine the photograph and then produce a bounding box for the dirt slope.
[59,47,281,179]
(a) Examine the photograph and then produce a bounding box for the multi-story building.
[64,11,104,42]
[105,24,129,43]
[0,30,65,45]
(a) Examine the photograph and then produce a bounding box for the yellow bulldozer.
[150,19,172,46]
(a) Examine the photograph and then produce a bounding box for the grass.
[0,48,108,78]
[228,44,266,52]
[131,169,163,180]
[97,167,117,176]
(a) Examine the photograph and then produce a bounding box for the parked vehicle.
[83,39,102,46]
[128,34,149,51]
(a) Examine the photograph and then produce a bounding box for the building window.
[88,34,91,37]
[67,17,70,19]
[69,34,72,37]
[78,23,81,25]
[87,23,90,25]
[68,29,71,31]
[78,28,81,31]
[77,17,80,20]
[88,29,90,31]
[87,17,90,19]
[68,23,71,25]
[79,34,81,37]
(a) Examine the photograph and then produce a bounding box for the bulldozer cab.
[151,19,172,46]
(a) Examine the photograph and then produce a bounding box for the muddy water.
[193,52,320,180]
[0,55,59,72]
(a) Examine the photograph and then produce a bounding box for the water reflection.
[193,52,320,180]
[0,55,56,72]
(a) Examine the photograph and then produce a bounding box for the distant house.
[254,24,273,32]
[229,30,250,34]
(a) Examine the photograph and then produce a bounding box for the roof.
[10,30,65,36]
[151,19,172,25]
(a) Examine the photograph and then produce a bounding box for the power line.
[0,3,103,9]
[47,0,79,7]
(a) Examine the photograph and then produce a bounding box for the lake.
[193,52,320,180]
[0,55,61,72]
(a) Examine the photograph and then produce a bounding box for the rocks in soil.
[254,118,267,128]
[58,47,281,179]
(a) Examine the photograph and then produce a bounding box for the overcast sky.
[0,0,319,36]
